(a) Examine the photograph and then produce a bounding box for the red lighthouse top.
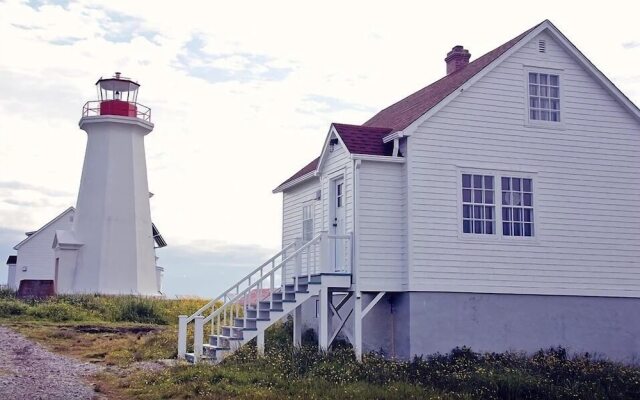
[82,72,151,122]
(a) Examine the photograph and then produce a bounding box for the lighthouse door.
[331,178,346,272]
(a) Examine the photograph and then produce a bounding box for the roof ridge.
[363,21,542,131]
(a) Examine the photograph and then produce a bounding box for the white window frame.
[457,168,538,242]
[302,202,314,242]
[524,66,565,129]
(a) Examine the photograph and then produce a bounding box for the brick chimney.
[445,45,471,75]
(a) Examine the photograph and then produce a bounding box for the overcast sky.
[1,0,639,297]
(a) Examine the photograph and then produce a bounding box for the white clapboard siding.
[282,178,321,248]
[14,211,74,287]
[407,30,640,297]
[357,160,406,291]
[319,139,353,235]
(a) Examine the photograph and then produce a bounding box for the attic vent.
[538,39,546,53]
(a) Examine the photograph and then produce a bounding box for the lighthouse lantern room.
[82,72,151,121]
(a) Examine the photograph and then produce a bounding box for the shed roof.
[6,255,16,265]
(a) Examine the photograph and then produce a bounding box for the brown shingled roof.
[276,23,540,191]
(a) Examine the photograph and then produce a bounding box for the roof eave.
[272,171,318,193]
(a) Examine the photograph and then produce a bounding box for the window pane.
[529,73,538,83]
[550,87,559,98]
[550,99,560,110]
[503,222,512,236]
[540,98,549,109]
[485,221,494,234]
[540,86,548,96]
[529,85,538,95]
[512,178,521,191]
[530,109,539,120]
[524,208,533,222]
[523,179,532,192]
[485,206,494,220]
[463,205,471,218]
[550,75,559,86]
[514,208,522,221]
[550,111,560,122]
[513,223,522,236]
[473,175,483,188]
[524,223,533,237]
[523,193,532,206]
[462,174,471,188]
[512,192,522,206]
[530,97,539,108]
[485,190,494,204]
[539,74,548,84]
[463,219,471,233]
[474,190,483,203]
[484,176,494,189]
[474,205,483,219]
[501,177,510,190]
[502,191,511,205]
[540,110,549,121]
[474,220,483,234]
[463,189,471,202]
[503,207,512,221]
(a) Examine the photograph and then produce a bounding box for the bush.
[0,299,29,317]
[111,297,167,324]
[26,302,91,322]
[0,287,16,299]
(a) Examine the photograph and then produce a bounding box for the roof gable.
[13,207,75,250]
[363,24,540,132]
[332,123,394,156]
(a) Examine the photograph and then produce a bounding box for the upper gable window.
[528,72,560,122]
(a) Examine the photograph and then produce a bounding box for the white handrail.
[183,241,297,324]
[202,233,323,324]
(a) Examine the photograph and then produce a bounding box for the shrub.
[111,297,167,324]
[26,302,91,322]
[0,299,29,317]
[0,287,16,299]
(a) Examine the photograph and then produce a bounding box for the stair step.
[203,343,230,351]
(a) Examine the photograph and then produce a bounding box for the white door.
[331,178,346,271]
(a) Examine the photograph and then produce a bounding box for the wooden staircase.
[178,232,353,364]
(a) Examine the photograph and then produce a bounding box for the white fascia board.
[401,22,549,136]
[13,206,75,250]
[317,124,350,173]
[401,20,640,136]
[382,130,405,144]
[272,171,318,193]
[542,21,640,121]
[350,154,406,163]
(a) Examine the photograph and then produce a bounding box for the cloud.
[622,41,640,49]
[98,9,161,44]
[25,0,70,10]
[175,34,293,83]
[0,227,25,285]
[299,94,376,114]
[0,181,74,198]
[48,36,84,46]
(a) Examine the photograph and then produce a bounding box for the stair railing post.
[295,238,302,291]
[319,231,330,274]
[178,315,188,360]
[194,315,204,363]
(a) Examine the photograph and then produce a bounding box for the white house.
[179,20,640,363]
[5,207,167,295]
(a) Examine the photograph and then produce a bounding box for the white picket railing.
[178,231,353,361]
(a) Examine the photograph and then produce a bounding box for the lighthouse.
[53,73,160,295]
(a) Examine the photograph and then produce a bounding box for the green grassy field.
[2,289,640,399]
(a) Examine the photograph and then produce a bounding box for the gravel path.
[0,326,102,400]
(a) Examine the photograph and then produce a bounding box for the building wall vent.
[538,39,546,53]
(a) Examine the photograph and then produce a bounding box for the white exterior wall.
[357,160,406,291]
[407,31,640,297]
[320,140,353,235]
[282,178,322,248]
[14,211,74,288]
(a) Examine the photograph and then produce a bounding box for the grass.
[0,289,207,325]
[2,291,640,399]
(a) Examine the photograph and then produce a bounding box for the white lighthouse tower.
[54,73,159,295]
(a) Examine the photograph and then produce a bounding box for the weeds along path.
[0,325,101,400]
